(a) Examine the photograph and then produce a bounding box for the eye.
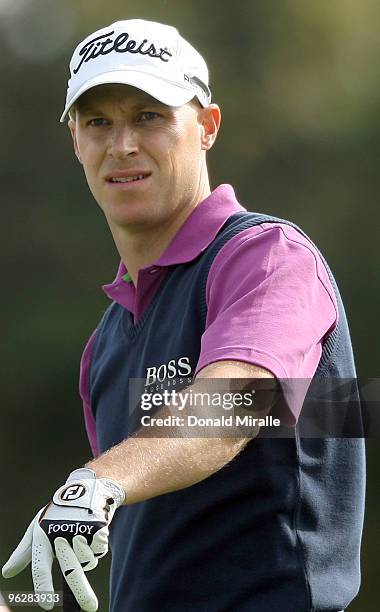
[138,111,160,122]
[87,117,109,127]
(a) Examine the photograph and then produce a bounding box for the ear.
[68,118,83,164]
[199,104,221,151]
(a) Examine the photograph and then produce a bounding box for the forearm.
[86,430,248,505]
[86,362,275,505]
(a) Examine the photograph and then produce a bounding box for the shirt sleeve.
[79,330,100,457]
[195,223,338,424]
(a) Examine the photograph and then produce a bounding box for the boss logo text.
[145,357,192,386]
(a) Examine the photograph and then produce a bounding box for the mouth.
[106,172,151,185]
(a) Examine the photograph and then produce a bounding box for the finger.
[55,537,98,612]
[90,526,108,559]
[31,524,55,611]
[73,535,98,572]
[2,510,42,578]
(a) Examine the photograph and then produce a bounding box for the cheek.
[79,146,103,184]
[76,133,103,170]
[177,142,202,179]
[80,155,105,203]
[167,130,202,176]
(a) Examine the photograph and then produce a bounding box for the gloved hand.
[2,468,125,611]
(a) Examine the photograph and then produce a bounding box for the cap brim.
[59,69,200,122]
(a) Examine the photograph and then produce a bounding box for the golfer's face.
[69,84,207,233]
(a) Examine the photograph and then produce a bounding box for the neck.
[107,176,211,285]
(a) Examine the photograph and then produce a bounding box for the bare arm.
[86,361,275,504]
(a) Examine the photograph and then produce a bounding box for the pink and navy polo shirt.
[80,184,337,455]
[79,184,364,612]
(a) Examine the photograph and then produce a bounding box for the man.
[2,19,364,612]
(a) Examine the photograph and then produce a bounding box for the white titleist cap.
[60,19,212,122]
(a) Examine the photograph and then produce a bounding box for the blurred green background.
[0,0,378,610]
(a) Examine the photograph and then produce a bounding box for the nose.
[107,122,139,159]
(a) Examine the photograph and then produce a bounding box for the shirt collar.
[155,184,246,266]
[104,184,246,288]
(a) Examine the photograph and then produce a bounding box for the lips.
[110,175,146,183]
[105,171,151,184]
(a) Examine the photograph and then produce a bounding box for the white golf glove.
[2,468,125,611]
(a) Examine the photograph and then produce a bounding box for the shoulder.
[207,219,337,315]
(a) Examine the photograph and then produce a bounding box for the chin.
[110,210,157,231]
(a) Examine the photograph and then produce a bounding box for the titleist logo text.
[73,30,173,75]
